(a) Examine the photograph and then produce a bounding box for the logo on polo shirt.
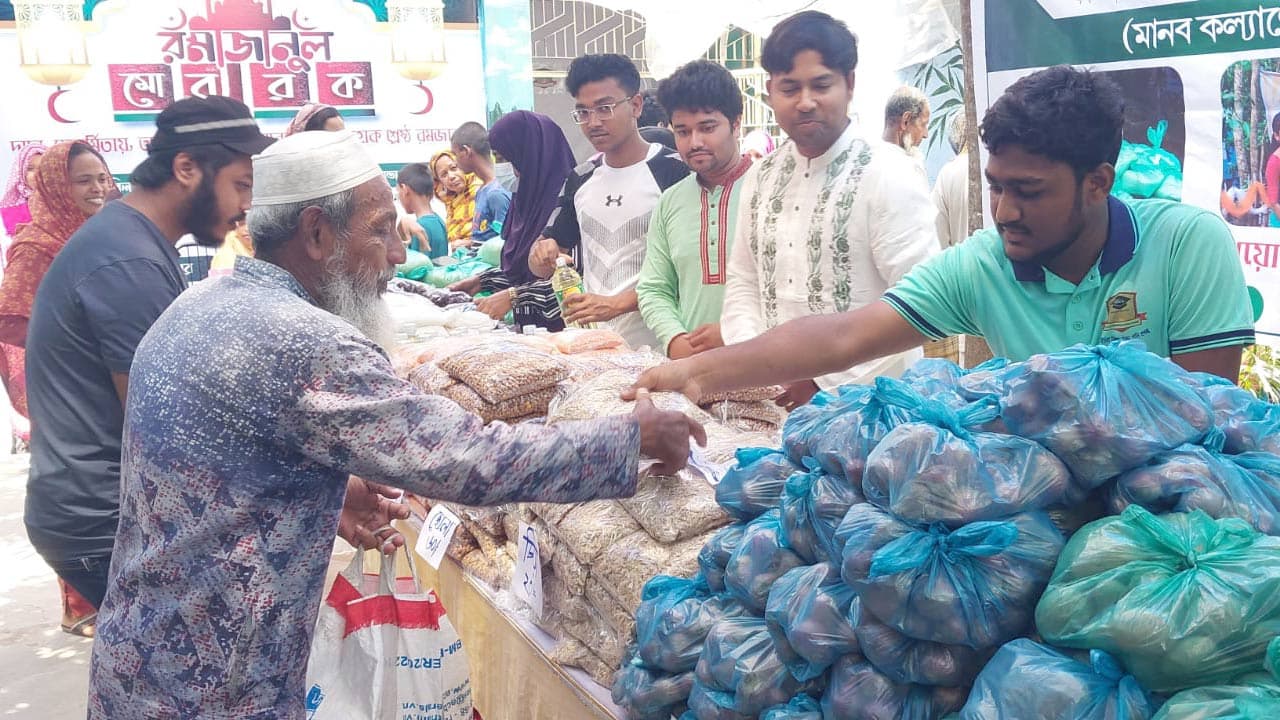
[1102,291,1148,332]
[605,195,623,207]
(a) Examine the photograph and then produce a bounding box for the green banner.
[987,0,1280,72]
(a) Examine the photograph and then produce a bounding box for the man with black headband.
[22,96,274,613]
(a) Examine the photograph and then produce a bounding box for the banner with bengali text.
[0,0,486,192]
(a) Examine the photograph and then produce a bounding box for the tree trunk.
[961,0,981,237]
[1235,64,1251,183]
[957,0,992,367]
[1251,62,1264,184]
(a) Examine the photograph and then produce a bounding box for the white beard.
[318,252,397,354]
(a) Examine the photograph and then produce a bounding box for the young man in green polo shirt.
[629,65,1255,400]
[636,59,754,358]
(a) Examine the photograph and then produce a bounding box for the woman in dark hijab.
[452,111,576,330]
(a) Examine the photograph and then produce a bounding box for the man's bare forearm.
[684,302,927,395]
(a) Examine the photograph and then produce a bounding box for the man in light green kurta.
[637,60,755,359]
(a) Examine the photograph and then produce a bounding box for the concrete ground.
[0,452,92,718]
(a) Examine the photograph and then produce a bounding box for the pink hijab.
[1,143,47,209]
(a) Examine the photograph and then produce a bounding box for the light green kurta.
[637,167,750,353]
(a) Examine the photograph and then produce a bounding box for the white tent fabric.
[584,0,959,130]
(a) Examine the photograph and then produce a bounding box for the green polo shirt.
[883,196,1255,360]
[637,160,751,353]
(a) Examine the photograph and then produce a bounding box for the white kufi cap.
[251,129,382,206]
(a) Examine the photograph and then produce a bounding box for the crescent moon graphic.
[410,83,435,116]
[48,88,78,124]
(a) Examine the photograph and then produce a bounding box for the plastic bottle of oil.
[550,256,593,329]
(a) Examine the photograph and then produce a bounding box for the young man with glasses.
[529,53,688,348]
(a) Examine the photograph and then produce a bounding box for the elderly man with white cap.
[86,130,705,718]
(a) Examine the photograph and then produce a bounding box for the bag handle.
[373,544,424,597]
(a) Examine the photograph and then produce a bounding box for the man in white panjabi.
[882,85,931,181]
[722,11,939,410]
[933,114,972,249]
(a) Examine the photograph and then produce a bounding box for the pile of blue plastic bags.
[608,340,1280,719]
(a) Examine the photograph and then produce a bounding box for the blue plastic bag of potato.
[764,563,860,681]
[717,448,800,521]
[612,660,696,720]
[1153,637,1280,720]
[862,389,1076,527]
[999,341,1214,487]
[807,383,918,483]
[855,616,987,687]
[822,655,968,720]
[636,575,713,673]
[760,694,823,720]
[699,524,747,594]
[693,616,817,716]
[846,506,1064,648]
[688,679,752,720]
[1188,372,1280,456]
[637,582,748,673]
[1036,506,1280,694]
[782,389,841,464]
[902,357,1011,407]
[724,510,807,613]
[960,638,1158,720]
[697,617,769,691]
[836,502,916,588]
[779,463,866,564]
[1109,428,1280,535]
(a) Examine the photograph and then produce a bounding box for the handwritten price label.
[414,504,461,570]
[510,522,543,619]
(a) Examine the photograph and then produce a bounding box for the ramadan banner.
[0,0,487,191]
[971,0,1280,341]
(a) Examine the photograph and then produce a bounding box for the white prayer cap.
[251,129,382,206]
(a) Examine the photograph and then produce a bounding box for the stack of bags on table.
[608,340,1280,719]
[525,373,758,686]
[396,335,573,424]
[402,497,521,591]
[700,387,788,435]
[384,282,498,341]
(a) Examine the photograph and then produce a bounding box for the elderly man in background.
[87,130,704,718]
[934,114,972,249]
[882,85,932,169]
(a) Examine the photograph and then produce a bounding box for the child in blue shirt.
[397,163,449,259]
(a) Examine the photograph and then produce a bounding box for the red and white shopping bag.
[305,550,473,720]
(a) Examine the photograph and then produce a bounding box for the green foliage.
[909,41,965,158]
[1241,344,1280,404]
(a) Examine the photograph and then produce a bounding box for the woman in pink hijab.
[1,143,48,237]
[285,104,345,136]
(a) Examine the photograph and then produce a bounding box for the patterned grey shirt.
[88,257,640,718]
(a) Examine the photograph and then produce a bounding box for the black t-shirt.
[24,200,187,561]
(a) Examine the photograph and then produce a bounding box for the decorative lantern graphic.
[14,0,90,87]
[386,0,448,82]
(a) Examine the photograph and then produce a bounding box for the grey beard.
[318,253,397,354]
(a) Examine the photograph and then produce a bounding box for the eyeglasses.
[570,96,634,124]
